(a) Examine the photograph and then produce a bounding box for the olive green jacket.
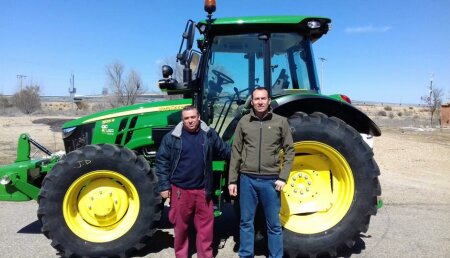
[228,108,294,184]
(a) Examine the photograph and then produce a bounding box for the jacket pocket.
[241,148,248,169]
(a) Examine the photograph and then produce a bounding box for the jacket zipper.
[203,132,207,177]
[258,119,263,174]
[170,137,182,180]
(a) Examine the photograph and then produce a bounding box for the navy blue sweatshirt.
[171,129,205,189]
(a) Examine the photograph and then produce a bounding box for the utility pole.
[428,74,433,102]
[68,73,76,101]
[16,74,27,90]
[318,57,327,91]
[421,74,434,105]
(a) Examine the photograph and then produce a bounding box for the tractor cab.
[159,3,331,138]
[196,29,327,135]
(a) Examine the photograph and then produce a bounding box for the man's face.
[182,109,201,133]
[251,89,270,114]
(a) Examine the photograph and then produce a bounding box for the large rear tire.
[282,112,381,257]
[37,144,161,258]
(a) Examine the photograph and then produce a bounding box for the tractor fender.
[271,94,381,136]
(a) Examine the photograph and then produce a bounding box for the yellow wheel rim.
[63,170,140,242]
[280,141,354,234]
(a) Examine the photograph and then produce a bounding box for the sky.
[1,0,449,104]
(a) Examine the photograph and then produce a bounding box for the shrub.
[397,112,403,117]
[377,110,387,116]
[75,101,90,111]
[12,85,41,114]
[403,111,413,116]
[91,103,109,112]
[384,105,392,111]
[389,113,394,119]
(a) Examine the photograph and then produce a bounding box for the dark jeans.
[239,174,283,258]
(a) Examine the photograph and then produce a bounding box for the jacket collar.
[249,107,273,121]
[171,120,210,138]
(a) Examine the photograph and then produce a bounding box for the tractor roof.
[198,15,331,41]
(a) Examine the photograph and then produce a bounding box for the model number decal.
[158,104,188,111]
[102,118,115,124]
[101,124,115,135]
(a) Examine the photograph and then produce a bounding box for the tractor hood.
[62,99,191,129]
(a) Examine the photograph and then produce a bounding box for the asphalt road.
[1,197,449,257]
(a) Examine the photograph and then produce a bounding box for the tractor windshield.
[202,32,318,135]
[270,33,319,95]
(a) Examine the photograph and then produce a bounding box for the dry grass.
[355,103,437,128]
[37,101,436,125]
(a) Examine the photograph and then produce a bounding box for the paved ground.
[1,120,450,257]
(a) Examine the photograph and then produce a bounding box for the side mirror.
[177,49,190,66]
[177,20,196,65]
[188,51,201,75]
[186,22,195,50]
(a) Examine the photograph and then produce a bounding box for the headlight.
[307,20,321,29]
[62,126,76,139]
[0,175,11,185]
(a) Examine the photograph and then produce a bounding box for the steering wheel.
[212,69,234,84]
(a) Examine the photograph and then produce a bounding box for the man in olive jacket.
[228,87,294,258]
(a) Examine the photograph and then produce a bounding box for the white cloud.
[345,25,392,34]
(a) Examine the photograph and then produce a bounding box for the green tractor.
[0,2,381,257]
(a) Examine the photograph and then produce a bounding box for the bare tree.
[421,87,444,125]
[12,84,41,114]
[106,61,145,107]
[107,62,124,93]
[124,70,143,105]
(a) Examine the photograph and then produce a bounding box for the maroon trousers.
[169,185,214,258]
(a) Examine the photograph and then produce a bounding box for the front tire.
[37,144,161,258]
[282,112,381,257]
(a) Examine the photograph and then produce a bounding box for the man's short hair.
[251,87,270,99]
[182,105,199,114]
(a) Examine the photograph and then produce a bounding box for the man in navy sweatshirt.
[156,105,230,258]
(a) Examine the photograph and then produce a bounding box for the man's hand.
[275,180,286,192]
[161,190,171,199]
[228,184,238,197]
